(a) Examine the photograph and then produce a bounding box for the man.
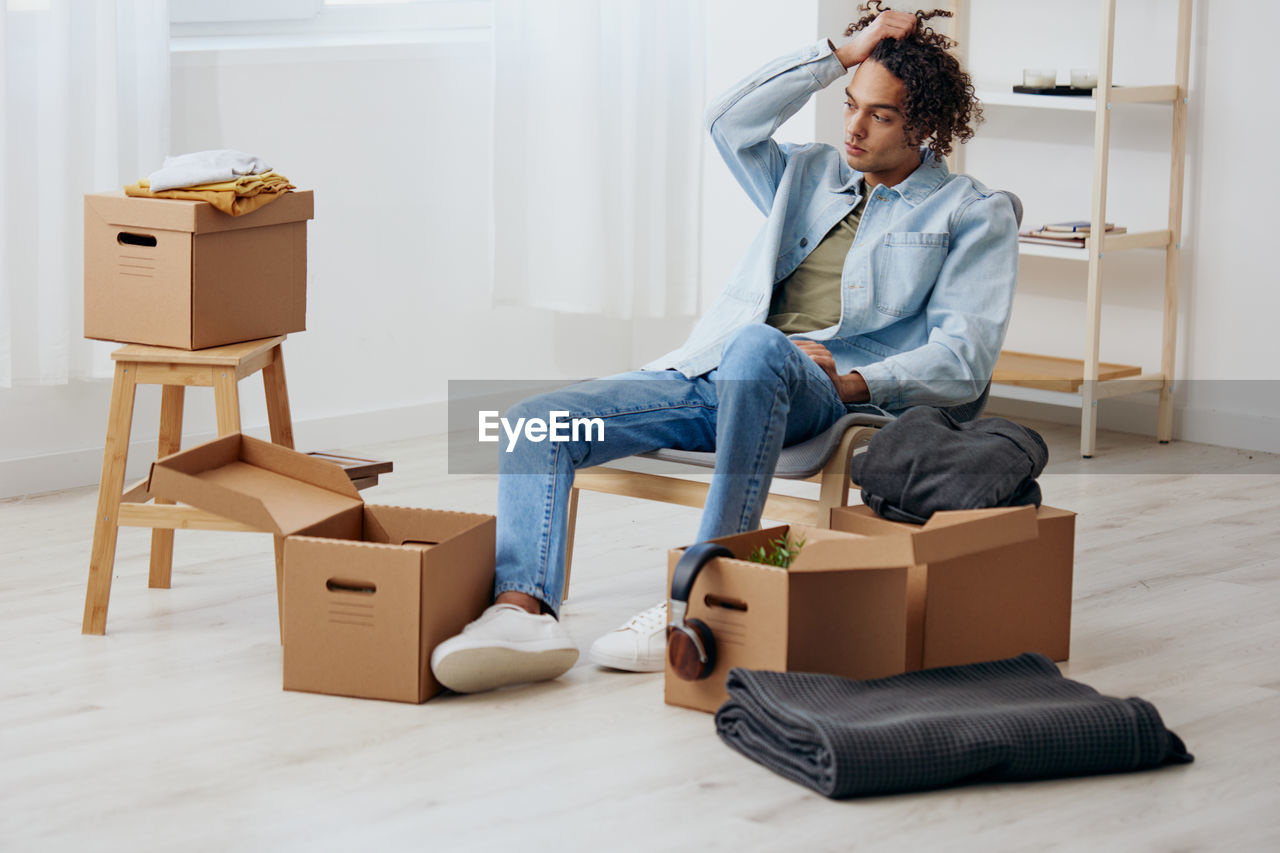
[431,8,1020,693]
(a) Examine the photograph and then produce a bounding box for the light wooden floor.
[2,420,1278,852]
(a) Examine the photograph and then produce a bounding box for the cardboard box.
[147,434,495,703]
[84,191,314,349]
[664,506,1043,713]
[831,503,1076,670]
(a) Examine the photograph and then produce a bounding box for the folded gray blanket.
[715,654,1192,799]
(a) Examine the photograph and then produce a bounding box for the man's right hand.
[834,10,917,69]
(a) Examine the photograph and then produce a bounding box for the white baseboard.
[984,393,1280,456]
[0,400,449,501]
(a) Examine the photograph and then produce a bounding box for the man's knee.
[721,322,788,361]
[720,324,794,376]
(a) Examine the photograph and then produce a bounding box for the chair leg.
[815,426,879,527]
[83,362,139,635]
[263,344,295,450]
[148,384,186,590]
[562,486,581,602]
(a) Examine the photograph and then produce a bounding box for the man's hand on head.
[834,9,917,69]
[792,340,871,403]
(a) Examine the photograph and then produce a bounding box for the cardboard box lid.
[84,190,314,235]
[147,434,363,536]
[829,505,1041,565]
[784,524,918,572]
[695,524,920,575]
[693,507,1040,576]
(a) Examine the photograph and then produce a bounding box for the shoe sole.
[433,645,579,694]
[587,646,665,673]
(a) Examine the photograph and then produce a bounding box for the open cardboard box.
[831,503,1076,670]
[84,191,313,349]
[147,433,494,703]
[664,506,1048,713]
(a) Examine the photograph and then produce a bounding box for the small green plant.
[748,534,805,568]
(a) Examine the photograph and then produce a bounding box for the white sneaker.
[430,603,579,693]
[588,601,669,672]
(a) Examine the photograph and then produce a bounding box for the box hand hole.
[326,578,376,595]
[117,231,157,247]
[703,594,748,612]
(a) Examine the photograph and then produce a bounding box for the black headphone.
[667,542,734,681]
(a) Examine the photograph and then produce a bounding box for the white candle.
[1023,68,1057,88]
[1071,69,1098,89]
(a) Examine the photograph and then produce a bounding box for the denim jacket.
[642,40,1021,413]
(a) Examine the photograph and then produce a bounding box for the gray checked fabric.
[714,653,1192,799]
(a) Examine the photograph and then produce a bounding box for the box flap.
[699,524,920,574]
[787,527,919,573]
[693,517,1034,575]
[830,505,1040,564]
[147,434,363,536]
[84,190,314,235]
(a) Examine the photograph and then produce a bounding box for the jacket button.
[800,238,808,247]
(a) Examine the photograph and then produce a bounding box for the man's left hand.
[793,340,871,403]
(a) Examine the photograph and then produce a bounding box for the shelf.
[1019,241,1088,261]
[1018,229,1172,260]
[993,351,1142,393]
[977,88,1098,112]
[962,0,1191,455]
[977,85,1178,112]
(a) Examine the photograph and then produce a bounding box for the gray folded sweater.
[849,407,1049,524]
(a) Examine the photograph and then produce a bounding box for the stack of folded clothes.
[125,149,295,216]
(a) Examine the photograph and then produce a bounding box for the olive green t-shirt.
[766,188,867,334]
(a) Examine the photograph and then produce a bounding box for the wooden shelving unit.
[950,0,1193,456]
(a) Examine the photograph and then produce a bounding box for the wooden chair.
[82,335,294,636]
[562,384,991,599]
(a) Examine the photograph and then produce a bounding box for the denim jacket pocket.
[871,232,950,317]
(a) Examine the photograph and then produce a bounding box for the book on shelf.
[1018,230,1086,248]
[1040,220,1121,234]
[1019,224,1127,244]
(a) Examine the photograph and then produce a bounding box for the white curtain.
[0,0,170,387]
[491,0,705,319]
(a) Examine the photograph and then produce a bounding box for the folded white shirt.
[147,149,272,192]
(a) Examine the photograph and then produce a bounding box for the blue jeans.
[494,325,851,614]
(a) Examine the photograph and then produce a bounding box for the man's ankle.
[495,590,544,615]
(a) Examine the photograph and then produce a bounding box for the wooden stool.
[82,335,294,635]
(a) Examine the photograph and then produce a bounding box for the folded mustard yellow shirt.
[123,171,295,215]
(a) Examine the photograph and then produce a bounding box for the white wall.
[3,0,1277,498]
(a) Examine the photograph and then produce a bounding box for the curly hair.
[845,1,982,160]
